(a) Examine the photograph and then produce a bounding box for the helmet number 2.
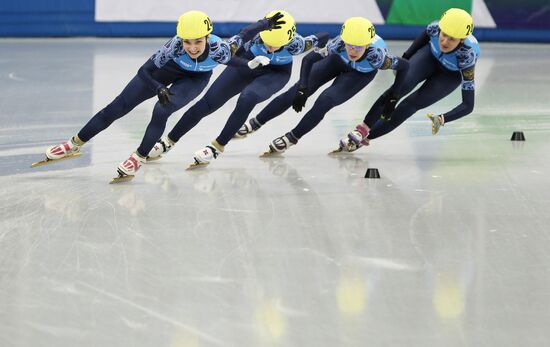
[465,24,473,36]
[204,17,213,32]
[368,25,375,39]
[287,26,296,41]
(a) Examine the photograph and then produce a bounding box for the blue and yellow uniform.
[363,14,480,141]
[164,11,328,151]
[246,18,408,151]
[76,14,272,158]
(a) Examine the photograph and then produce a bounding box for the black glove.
[267,12,286,30]
[381,94,399,121]
[157,87,174,106]
[292,86,308,112]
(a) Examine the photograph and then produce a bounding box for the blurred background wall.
[1,0,550,42]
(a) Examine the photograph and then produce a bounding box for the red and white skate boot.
[111,152,146,183]
[32,136,83,167]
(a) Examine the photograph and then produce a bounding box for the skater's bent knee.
[238,90,261,104]
[152,105,173,120]
[312,95,337,111]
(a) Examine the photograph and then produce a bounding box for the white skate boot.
[330,123,370,154]
[32,136,84,167]
[187,140,224,169]
[261,132,297,157]
[233,118,262,139]
[147,136,175,161]
[111,152,146,183]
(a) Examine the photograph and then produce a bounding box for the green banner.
[386,0,473,25]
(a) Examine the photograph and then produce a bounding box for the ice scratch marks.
[77,281,225,346]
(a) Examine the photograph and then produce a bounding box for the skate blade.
[232,134,246,140]
[31,152,82,167]
[110,174,135,184]
[260,150,280,158]
[146,156,162,162]
[328,148,345,155]
[329,148,358,155]
[186,162,209,170]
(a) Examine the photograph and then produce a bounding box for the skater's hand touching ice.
[427,113,444,135]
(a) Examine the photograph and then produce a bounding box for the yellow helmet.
[260,10,296,47]
[439,8,474,39]
[176,10,213,40]
[340,17,376,46]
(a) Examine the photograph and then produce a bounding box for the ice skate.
[187,141,223,170]
[329,137,364,154]
[32,136,84,167]
[31,152,82,167]
[328,137,350,154]
[147,136,175,161]
[260,132,297,157]
[187,160,210,170]
[110,169,135,184]
[110,152,146,184]
[260,144,281,157]
[233,118,262,139]
[329,146,345,154]
[329,124,369,154]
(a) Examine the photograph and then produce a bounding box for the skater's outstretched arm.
[375,50,409,94]
[297,34,334,87]
[137,37,183,92]
[235,12,287,44]
[429,26,479,125]
[137,14,287,88]
[287,32,329,57]
[361,43,410,121]
[401,24,432,59]
[438,63,476,124]
[289,34,333,112]
[137,60,164,93]
[297,51,325,88]
[221,12,288,68]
